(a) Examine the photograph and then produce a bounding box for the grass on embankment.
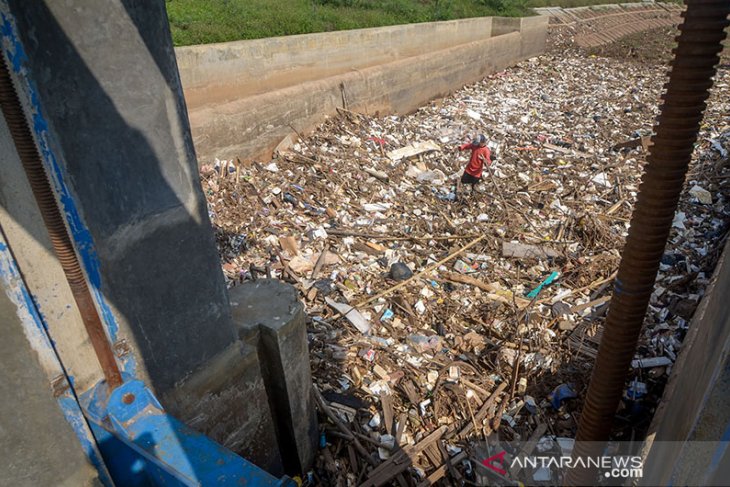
[165,0,677,46]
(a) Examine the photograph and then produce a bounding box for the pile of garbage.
[201,34,729,486]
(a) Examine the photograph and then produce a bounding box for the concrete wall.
[641,237,730,485]
[181,15,548,164]
[177,17,494,106]
[491,17,521,37]
[231,280,318,474]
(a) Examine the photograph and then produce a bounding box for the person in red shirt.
[456,134,492,200]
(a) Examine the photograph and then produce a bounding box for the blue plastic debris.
[548,383,577,409]
[283,192,298,205]
[524,395,538,415]
[380,309,395,321]
[625,379,647,401]
[526,271,560,299]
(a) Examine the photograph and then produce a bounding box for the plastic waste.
[389,262,413,281]
[548,383,577,409]
[407,334,442,353]
[526,271,560,299]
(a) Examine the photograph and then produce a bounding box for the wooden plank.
[457,381,507,438]
[395,412,408,446]
[416,452,467,487]
[512,423,549,477]
[361,427,447,487]
[423,444,442,468]
[311,244,329,279]
[381,393,395,435]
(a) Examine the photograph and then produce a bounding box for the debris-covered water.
[201,24,730,486]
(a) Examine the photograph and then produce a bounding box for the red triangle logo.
[482,450,508,475]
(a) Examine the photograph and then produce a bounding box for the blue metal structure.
[0,3,299,484]
[2,232,295,487]
[81,379,296,487]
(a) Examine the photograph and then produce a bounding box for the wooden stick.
[332,236,485,321]
[442,271,529,308]
[313,386,377,466]
[326,229,481,242]
[442,271,497,293]
[416,452,467,487]
[512,423,549,477]
[440,440,461,482]
[273,247,299,284]
[465,394,482,441]
[457,381,507,438]
[362,426,448,487]
[461,378,491,401]
[311,245,329,280]
[570,295,611,314]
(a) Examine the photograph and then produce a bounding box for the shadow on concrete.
[0,0,252,482]
[4,0,234,393]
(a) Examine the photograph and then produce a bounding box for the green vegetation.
[165,0,662,46]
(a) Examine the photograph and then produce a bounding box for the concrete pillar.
[1,0,283,475]
[230,280,319,474]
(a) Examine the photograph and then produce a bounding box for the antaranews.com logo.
[479,440,644,485]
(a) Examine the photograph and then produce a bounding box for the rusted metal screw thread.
[0,55,123,390]
[565,1,730,485]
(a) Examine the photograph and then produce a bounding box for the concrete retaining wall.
[535,2,683,48]
[177,16,548,164]
[177,17,495,105]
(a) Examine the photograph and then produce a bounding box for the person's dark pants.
[458,172,481,199]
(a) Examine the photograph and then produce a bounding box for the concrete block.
[163,342,284,476]
[230,280,318,475]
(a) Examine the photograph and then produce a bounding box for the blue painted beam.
[81,379,296,487]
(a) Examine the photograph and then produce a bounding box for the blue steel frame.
[81,379,296,486]
[2,233,295,486]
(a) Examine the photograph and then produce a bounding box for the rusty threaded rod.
[0,54,123,390]
[565,1,730,485]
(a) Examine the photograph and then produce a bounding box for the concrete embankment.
[175,16,548,164]
[535,2,682,48]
